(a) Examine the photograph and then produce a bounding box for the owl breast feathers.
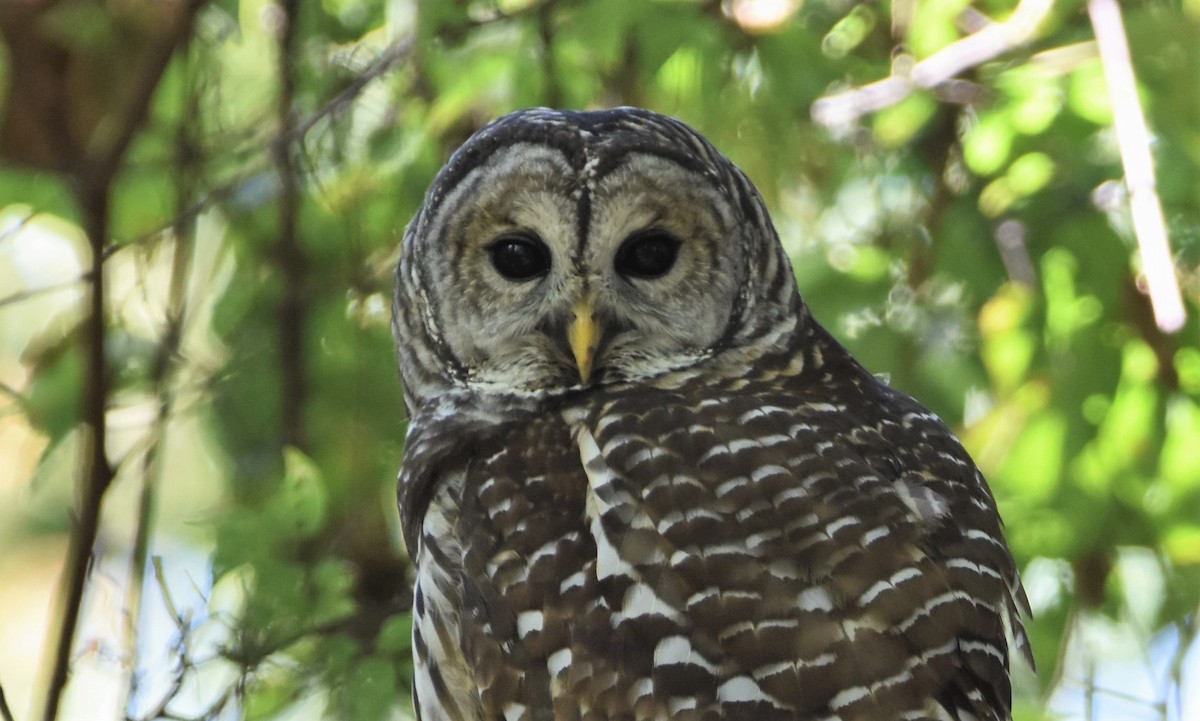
[393,107,1031,721]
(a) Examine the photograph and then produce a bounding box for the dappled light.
[0,0,1198,719]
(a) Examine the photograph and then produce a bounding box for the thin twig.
[1087,0,1186,332]
[119,52,204,720]
[812,0,1054,130]
[287,37,414,145]
[0,279,81,309]
[126,559,194,721]
[0,209,37,247]
[0,380,31,413]
[0,240,129,310]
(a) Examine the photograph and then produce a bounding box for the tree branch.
[38,161,116,721]
[0,35,415,315]
[1087,0,1186,333]
[276,0,307,451]
[36,5,206,720]
[812,0,1054,130]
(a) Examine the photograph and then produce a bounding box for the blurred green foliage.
[1,0,1198,718]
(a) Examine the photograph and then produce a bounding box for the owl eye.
[615,230,680,279]
[488,233,551,281]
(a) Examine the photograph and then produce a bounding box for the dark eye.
[615,230,680,279]
[488,233,551,281]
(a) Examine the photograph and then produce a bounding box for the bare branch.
[812,0,1054,130]
[1088,0,1187,332]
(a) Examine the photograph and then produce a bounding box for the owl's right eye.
[488,233,551,281]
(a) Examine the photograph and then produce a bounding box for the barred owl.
[393,107,1031,721]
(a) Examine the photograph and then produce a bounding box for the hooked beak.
[568,295,600,384]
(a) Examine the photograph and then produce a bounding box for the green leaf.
[273,447,329,539]
[333,655,402,720]
[1006,152,1055,197]
[23,342,84,444]
[1068,58,1113,125]
[979,284,1036,391]
[1001,409,1066,503]
[311,558,356,625]
[908,0,971,57]
[1164,525,1200,564]
[872,93,937,148]
[1160,396,1200,495]
[821,5,877,59]
[963,112,1015,176]
[377,613,413,655]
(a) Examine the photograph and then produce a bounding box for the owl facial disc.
[393,107,802,404]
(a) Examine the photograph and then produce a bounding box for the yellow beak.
[568,296,599,384]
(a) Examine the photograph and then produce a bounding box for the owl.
[392,107,1031,721]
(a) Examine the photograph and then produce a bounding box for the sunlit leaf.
[963,112,1015,176]
[1067,58,1113,125]
[979,177,1017,217]
[1073,341,1159,495]
[1006,152,1055,197]
[1001,66,1065,136]
[979,283,1036,392]
[1001,409,1066,502]
[1160,396,1200,494]
[908,0,971,58]
[1164,525,1200,564]
[656,45,704,105]
[1176,347,1200,394]
[822,5,877,59]
[1041,248,1102,350]
[873,92,937,148]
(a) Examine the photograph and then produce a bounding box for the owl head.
[393,108,804,410]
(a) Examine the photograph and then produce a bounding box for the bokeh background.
[1,0,1198,719]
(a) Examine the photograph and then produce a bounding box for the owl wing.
[403,401,599,721]
[566,378,1030,721]
[401,380,1029,721]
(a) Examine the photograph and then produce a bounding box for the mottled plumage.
[393,107,1030,721]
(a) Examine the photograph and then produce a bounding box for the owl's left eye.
[488,233,551,281]
[615,230,680,279]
